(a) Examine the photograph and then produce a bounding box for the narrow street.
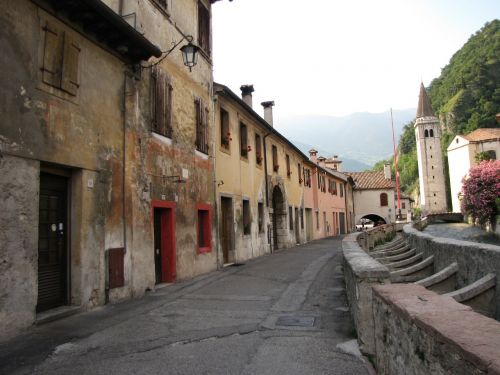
[0,238,369,375]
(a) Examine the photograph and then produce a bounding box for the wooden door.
[339,213,346,234]
[153,207,176,284]
[37,173,68,312]
[220,197,233,264]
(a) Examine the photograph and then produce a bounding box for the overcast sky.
[212,0,499,120]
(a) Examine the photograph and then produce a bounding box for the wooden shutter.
[61,35,80,95]
[42,21,64,87]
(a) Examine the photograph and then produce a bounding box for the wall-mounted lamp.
[143,35,200,71]
[217,180,224,187]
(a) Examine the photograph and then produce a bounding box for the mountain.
[372,20,500,199]
[275,109,416,167]
[290,140,372,172]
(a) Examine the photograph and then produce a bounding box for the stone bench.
[385,252,423,270]
[391,255,434,283]
[444,273,497,318]
[373,237,406,251]
[371,244,411,258]
[378,248,416,263]
[415,262,458,294]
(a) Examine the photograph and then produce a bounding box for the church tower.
[414,83,447,213]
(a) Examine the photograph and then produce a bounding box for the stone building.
[447,128,500,212]
[214,83,307,260]
[0,0,221,340]
[414,83,448,213]
[346,165,396,225]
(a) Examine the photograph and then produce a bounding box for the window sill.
[198,246,212,254]
[219,146,231,155]
[195,149,209,159]
[152,132,173,145]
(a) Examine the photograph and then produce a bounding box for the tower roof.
[416,83,435,118]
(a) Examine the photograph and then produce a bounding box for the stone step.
[373,238,407,251]
[371,245,411,258]
[378,248,417,263]
[390,255,434,283]
[415,262,458,294]
[444,273,496,317]
[386,252,423,270]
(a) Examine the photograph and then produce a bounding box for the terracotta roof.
[416,83,435,118]
[345,171,395,190]
[462,128,500,142]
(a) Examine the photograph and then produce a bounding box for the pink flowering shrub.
[461,160,500,225]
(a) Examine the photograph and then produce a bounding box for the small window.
[402,202,406,209]
[197,205,212,253]
[152,67,173,138]
[41,21,80,96]
[286,154,291,177]
[195,98,209,154]
[340,183,344,197]
[289,206,293,230]
[243,199,251,235]
[197,1,210,55]
[424,129,429,138]
[240,123,248,158]
[220,108,230,150]
[380,193,388,207]
[430,129,434,137]
[333,181,337,195]
[255,133,262,165]
[258,202,264,233]
[272,145,278,171]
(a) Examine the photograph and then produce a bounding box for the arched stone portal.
[360,214,387,226]
[272,186,286,250]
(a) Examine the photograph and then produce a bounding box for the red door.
[152,201,176,284]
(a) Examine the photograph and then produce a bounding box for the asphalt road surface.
[0,237,370,375]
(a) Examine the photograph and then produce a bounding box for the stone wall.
[404,224,500,320]
[342,233,391,355]
[373,284,500,375]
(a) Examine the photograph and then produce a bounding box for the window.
[332,181,337,195]
[220,108,230,150]
[258,202,264,233]
[152,0,168,11]
[255,134,262,165]
[195,99,209,154]
[152,67,173,137]
[243,199,251,235]
[240,122,248,158]
[298,163,302,184]
[303,168,311,187]
[41,21,80,95]
[300,208,304,229]
[402,202,406,209]
[197,205,212,253]
[289,206,293,230]
[286,154,291,177]
[316,211,319,230]
[429,129,434,137]
[380,193,388,207]
[198,1,210,55]
[424,129,429,138]
[340,183,344,197]
[272,145,279,171]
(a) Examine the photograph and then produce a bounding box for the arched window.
[380,193,388,207]
[424,129,429,138]
[430,129,434,137]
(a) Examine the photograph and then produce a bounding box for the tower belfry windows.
[430,129,434,137]
[424,129,429,138]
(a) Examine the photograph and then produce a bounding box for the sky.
[212,0,499,120]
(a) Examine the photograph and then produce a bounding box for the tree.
[461,160,500,226]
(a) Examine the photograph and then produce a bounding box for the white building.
[447,128,500,212]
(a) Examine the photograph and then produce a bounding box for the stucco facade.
[0,0,218,340]
[447,129,500,212]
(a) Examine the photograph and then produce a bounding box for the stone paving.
[0,237,370,375]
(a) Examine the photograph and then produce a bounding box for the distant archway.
[360,214,386,227]
[272,186,286,250]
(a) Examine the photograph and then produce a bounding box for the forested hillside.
[372,20,500,203]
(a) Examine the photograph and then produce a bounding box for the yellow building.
[214,83,307,264]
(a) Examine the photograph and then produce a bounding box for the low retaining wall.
[404,224,500,320]
[357,223,404,250]
[373,284,500,375]
[342,233,390,355]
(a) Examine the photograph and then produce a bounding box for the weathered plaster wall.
[404,224,500,320]
[373,284,500,375]
[0,156,39,340]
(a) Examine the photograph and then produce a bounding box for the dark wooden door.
[220,197,233,264]
[37,173,68,312]
[339,213,346,234]
[153,207,176,284]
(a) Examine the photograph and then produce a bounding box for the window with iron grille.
[152,67,173,138]
[240,122,248,158]
[195,98,209,154]
[41,21,80,96]
[220,107,230,150]
[198,1,210,55]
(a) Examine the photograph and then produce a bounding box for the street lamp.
[180,41,199,72]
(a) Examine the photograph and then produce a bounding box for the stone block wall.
[373,284,500,375]
[404,224,500,320]
[342,233,391,355]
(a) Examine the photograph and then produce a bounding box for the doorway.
[272,186,286,249]
[153,202,176,284]
[339,212,346,234]
[294,207,300,244]
[220,197,234,264]
[37,172,69,312]
[305,208,313,241]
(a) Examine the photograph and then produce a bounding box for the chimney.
[261,101,275,126]
[240,84,254,108]
[383,163,391,180]
[326,155,342,171]
[309,149,318,164]
[317,156,326,168]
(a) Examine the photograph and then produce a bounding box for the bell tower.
[414,83,447,214]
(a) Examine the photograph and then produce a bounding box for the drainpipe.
[263,132,272,252]
[212,93,220,269]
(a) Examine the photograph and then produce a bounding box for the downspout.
[212,93,220,269]
[263,132,272,252]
